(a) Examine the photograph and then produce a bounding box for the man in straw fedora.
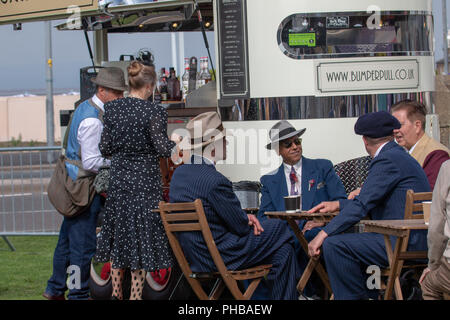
[44,67,127,300]
[169,111,302,300]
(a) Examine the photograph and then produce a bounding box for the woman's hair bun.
[128,61,144,77]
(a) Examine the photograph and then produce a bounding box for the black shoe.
[42,292,65,300]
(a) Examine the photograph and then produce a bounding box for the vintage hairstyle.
[390,99,427,130]
[127,60,157,90]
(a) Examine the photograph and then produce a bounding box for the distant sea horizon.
[0,88,80,97]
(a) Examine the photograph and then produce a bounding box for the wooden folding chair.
[380,189,432,300]
[158,199,272,300]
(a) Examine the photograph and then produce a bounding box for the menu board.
[216,0,250,99]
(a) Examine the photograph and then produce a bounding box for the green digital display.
[288,33,316,47]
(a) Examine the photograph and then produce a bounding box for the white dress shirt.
[374,141,389,158]
[283,159,302,195]
[77,94,111,173]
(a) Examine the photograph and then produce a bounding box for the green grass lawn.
[0,236,58,300]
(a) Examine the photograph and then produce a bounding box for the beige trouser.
[421,257,450,300]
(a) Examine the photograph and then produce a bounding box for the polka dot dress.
[94,97,176,272]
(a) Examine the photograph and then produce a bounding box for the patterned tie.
[289,166,298,195]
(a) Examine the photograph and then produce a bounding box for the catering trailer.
[0,0,438,181]
[212,0,436,181]
[0,0,439,299]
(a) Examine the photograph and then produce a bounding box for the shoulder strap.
[62,111,75,152]
[88,98,104,124]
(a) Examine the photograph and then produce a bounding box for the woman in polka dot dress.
[95,61,176,300]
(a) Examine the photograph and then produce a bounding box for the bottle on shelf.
[181,58,190,101]
[199,56,212,86]
[158,67,168,101]
[167,67,181,101]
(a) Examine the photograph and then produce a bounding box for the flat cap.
[354,111,401,138]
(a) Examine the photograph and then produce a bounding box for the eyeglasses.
[281,138,302,149]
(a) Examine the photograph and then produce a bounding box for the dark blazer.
[258,157,347,223]
[323,140,431,250]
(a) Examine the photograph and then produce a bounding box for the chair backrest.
[333,156,371,195]
[158,199,235,299]
[403,189,433,220]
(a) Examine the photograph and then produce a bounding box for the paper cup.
[422,201,432,225]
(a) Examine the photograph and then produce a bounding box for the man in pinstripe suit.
[308,111,430,299]
[169,112,301,300]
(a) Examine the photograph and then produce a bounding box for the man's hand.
[307,201,340,214]
[247,214,264,236]
[302,221,325,234]
[419,267,431,285]
[308,230,328,258]
[348,188,361,200]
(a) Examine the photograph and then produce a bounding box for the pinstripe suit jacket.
[168,157,295,273]
[323,140,431,250]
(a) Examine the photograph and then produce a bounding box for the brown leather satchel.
[47,155,96,218]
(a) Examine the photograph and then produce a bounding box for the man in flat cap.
[44,67,126,300]
[308,111,430,300]
[169,112,302,300]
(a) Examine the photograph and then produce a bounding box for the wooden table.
[265,211,338,298]
[360,219,428,300]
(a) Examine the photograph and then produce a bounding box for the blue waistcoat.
[65,98,102,181]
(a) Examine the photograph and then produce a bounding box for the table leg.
[286,219,333,297]
[384,235,406,300]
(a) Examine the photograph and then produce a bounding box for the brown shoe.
[42,292,66,300]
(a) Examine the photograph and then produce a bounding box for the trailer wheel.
[142,264,193,300]
[89,261,112,300]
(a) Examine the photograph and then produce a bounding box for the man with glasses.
[390,100,449,190]
[254,120,347,299]
[258,120,347,239]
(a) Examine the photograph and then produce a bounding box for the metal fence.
[0,146,63,245]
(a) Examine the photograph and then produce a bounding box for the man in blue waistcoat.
[43,67,127,300]
[308,111,430,300]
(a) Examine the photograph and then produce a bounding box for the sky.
[0,0,449,93]
[0,22,216,93]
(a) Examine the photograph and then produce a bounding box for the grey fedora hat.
[91,67,127,92]
[266,120,306,149]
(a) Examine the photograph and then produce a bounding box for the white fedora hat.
[266,120,306,150]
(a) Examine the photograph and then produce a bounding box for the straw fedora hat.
[266,120,306,149]
[91,67,128,92]
[179,112,229,150]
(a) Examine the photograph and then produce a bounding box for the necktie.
[289,166,298,195]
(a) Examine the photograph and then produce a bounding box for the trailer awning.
[0,0,98,25]
[0,0,212,29]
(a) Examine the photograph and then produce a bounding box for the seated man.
[308,111,431,300]
[257,120,347,299]
[258,120,347,239]
[169,112,301,300]
[420,160,450,299]
[391,100,450,190]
